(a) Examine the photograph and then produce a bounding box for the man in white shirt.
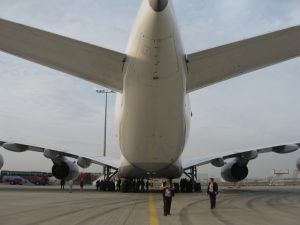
[161,179,174,216]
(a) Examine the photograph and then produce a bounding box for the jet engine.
[52,160,79,181]
[221,159,248,182]
[297,157,300,171]
[0,153,3,169]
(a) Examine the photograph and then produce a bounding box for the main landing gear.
[183,166,201,192]
[103,166,118,181]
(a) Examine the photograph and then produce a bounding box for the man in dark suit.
[207,178,218,209]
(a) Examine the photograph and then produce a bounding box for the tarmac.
[0,185,299,225]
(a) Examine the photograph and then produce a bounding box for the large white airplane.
[0,0,300,182]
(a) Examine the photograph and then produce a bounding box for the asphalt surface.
[0,185,299,225]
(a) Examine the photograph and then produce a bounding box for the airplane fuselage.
[116,0,191,178]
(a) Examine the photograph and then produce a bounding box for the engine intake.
[221,160,248,182]
[52,160,79,181]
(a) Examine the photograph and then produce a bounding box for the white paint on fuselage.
[116,0,191,176]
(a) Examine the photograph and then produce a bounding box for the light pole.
[96,89,115,179]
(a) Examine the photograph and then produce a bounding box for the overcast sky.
[0,0,300,178]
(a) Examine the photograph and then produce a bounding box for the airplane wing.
[186,25,300,92]
[182,143,300,169]
[0,18,126,92]
[0,140,120,169]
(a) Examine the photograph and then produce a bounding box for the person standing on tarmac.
[68,180,73,193]
[96,180,100,191]
[80,179,84,192]
[117,179,121,191]
[60,179,65,190]
[207,178,218,209]
[161,179,174,216]
[146,180,149,191]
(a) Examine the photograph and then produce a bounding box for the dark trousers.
[209,193,216,209]
[163,196,172,215]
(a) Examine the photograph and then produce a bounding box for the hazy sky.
[0,0,300,178]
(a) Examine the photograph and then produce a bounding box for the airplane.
[0,0,300,183]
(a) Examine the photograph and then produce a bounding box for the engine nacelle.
[0,153,3,169]
[77,157,91,168]
[239,150,258,160]
[297,157,300,171]
[211,158,225,167]
[52,160,79,181]
[221,160,248,182]
[44,149,61,160]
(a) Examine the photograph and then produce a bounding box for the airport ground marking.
[149,193,159,225]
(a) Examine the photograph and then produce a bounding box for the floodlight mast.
[96,89,115,179]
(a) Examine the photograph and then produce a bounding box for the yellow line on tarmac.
[149,193,159,225]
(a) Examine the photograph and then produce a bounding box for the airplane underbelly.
[119,28,187,172]
[120,95,185,171]
[118,157,183,178]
